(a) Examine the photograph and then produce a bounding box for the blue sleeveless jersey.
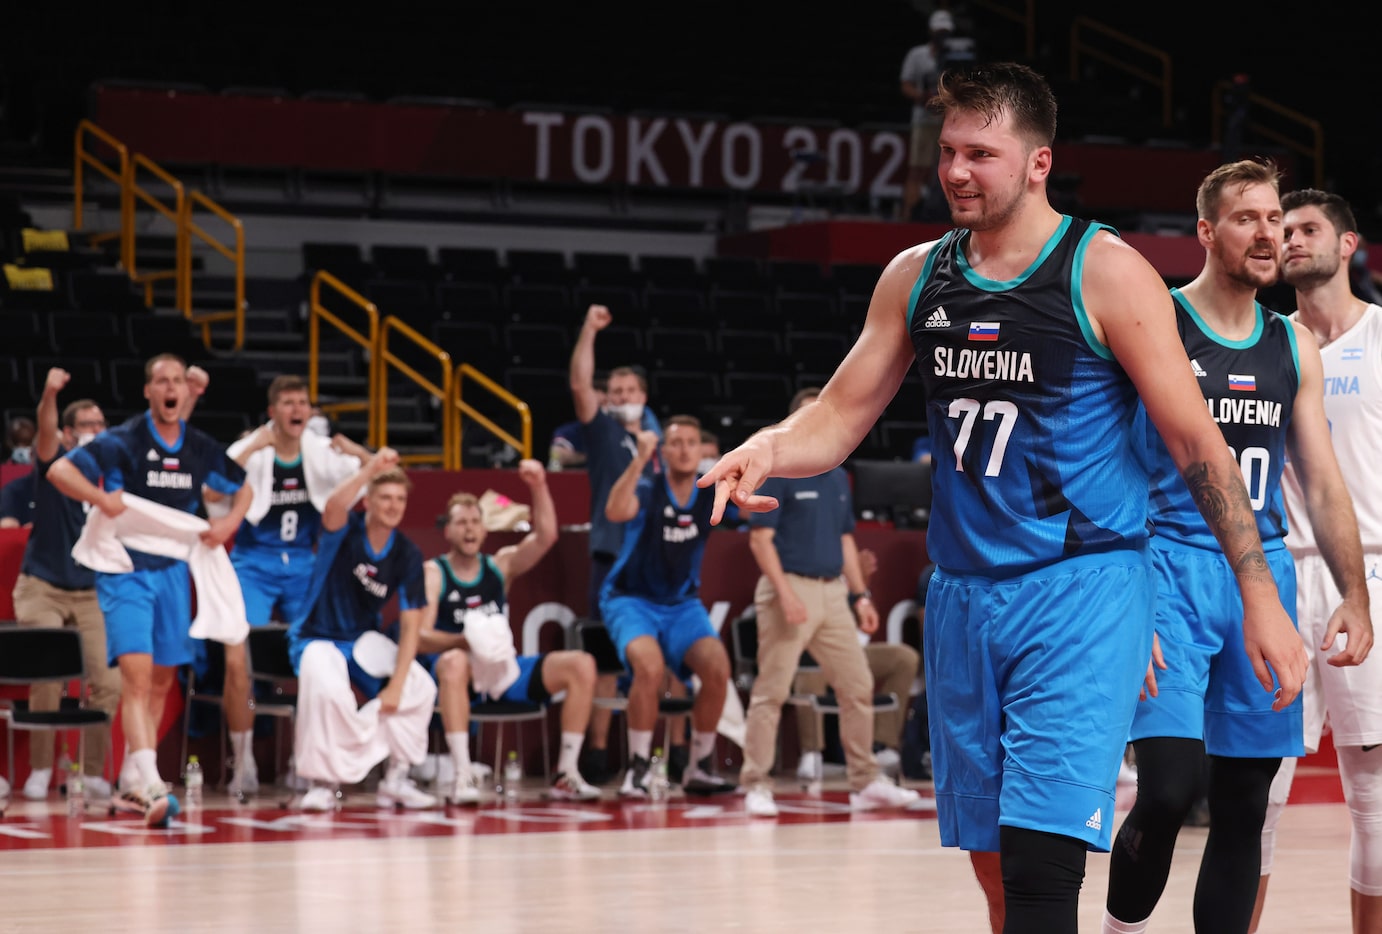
[291,510,426,643]
[432,554,507,632]
[1147,291,1299,550]
[66,412,245,571]
[907,216,1150,576]
[603,475,714,605]
[21,447,99,589]
[233,456,322,553]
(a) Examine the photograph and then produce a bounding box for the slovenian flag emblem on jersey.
[162,457,180,470]
[1228,373,1256,391]
[968,322,1000,341]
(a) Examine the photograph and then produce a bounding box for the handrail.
[72,120,129,261]
[378,316,454,468]
[450,363,533,469]
[309,271,380,448]
[126,153,186,309]
[1070,16,1173,129]
[966,0,1035,58]
[182,191,246,351]
[1210,81,1324,189]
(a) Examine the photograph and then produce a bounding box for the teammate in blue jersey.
[602,414,735,798]
[48,353,251,827]
[1103,162,1372,934]
[217,374,368,797]
[700,63,1309,933]
[288,448,438,812]
[416,459,600,804]
[10,367,119,803]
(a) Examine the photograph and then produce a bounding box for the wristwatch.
[848,590,872,609]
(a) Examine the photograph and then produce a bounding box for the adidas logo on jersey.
[925,306,951,329]
[1085,808,1102,831]
[1190,358,1207,378]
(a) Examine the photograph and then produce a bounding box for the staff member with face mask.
[9,367,121,803]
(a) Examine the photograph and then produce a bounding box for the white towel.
[212,429,362,525]
[461,610,521,699]
[71,493,249,645]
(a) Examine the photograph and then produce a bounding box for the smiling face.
[268,388,312,440]
[444,501,487,558]
[937,106,1047,232]
[1203,181,1283,290]
[144,357,188,425]
[366,480,409,530]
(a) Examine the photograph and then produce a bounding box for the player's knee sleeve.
[999,826,1086,934]
[1338,744,1382,895]
[1260,755,1298,875]
[1130,736,1205,822]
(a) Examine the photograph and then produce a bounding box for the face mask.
[75,432,98,448]
[8,446,31,464]
[697,457,718,475]
[306,416,331,437]
[605,403,644,424]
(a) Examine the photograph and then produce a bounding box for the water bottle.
[648,747,669,803]
[503,750,522,801]
[67,763,84,817]
[185,755,204,811]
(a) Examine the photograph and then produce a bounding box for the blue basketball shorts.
[601,594,718,679]
[924,549,1154,853]
[95,564,194,668]
[288,637,386,698]
[1131,539,1304,758]
[231,546,316,627]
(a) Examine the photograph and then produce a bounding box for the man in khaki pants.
[739,388,920,817]
[11,368,120,800]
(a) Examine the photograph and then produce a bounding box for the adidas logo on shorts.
[1085,808,1102,831]
[925,306,951,329]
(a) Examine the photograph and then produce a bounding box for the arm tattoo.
[1183,461,1273,583]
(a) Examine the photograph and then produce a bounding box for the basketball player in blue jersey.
[217,374,368,797]
[288,448,438,812]
[48,353,252,827]
[1103,161,1372,934]
[700,63,1309,933]
[10,368,119,803]
[416,460,601,804]
[602,414,735,798]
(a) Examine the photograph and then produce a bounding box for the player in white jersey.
[1253,189,1382,933]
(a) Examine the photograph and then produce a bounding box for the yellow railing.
[967,0,1035,58]
[378,317,454,468]
[127,153,186,310]
[1070,16,1173,129]
[72,122,246,351]
[183,191,246,351]
[450,363,533,469]
[72,120,128,261]
[1210,82,1324,189]
[309,271,380,448]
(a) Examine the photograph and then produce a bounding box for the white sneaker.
[378,775,439,810]
[745,786,779,818]
[548,771,601,802]
[850,777,922,811]
[796,751,823,783]
[83,775,112,800]
[23,768,52,800]
[447,769,482,806]
[410,754,439,783]
[297,785,338,812]
[228,760,260,797]
[874,747,902,774]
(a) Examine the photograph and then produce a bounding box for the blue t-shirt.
[66,412,245,571]
[749,468,854,579]
[292,510,426,643]
[582,411,660,557]
[20,449,98,589]
[603,474,714,605]
[0,472,35,526]
[233,456,322,554]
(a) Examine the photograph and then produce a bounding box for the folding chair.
[0,626,112,809]
[572,618,695,761]
[178,640,228,785]
[244,625,300,790]
[469,698,550,786]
